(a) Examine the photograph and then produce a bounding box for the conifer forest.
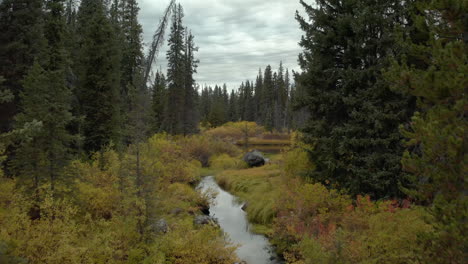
[0,0,466,263]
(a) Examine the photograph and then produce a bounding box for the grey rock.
[241,202,248,211]
[151,219,168,234]
[194,215,218,226]
[243,150,265,167]
[170,208,183,215]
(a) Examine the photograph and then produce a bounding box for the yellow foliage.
[177,134,241,167]
[0,134,240,263]
[205,121,265,141]
[215,147,432,264]
[283,147,314,178]
[210,154,247,170]
[156,219,238,264]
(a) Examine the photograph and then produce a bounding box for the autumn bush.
[178,134,241,167]
[0,134,239,263]
[210,154,247,170]
[205,121,265,141]
[215,146,432,264]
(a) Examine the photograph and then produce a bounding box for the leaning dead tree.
[143,0,176,85]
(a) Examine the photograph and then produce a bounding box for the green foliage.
[216,148,431,263]
[162,4,199,135]
[13,0,75,197]
[283,135,314,178]
[156,222,238,264]
[216,163,282,227]
[0,0,45,132]
[152,71,167,132]
[177,134,241,167]
[205,121,265,142]
[385,1,467,262]
[297,0,415,199]
[210,154,247,170]
[0,135,237,263]
[76,0,122,153]
[0,76,13,104]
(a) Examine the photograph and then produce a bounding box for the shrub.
[210,154,247,170]
[205,121,265,141]
[178,135,240,167]
[283,147,314,178]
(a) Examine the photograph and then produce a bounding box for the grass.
[199,167,221,177]
[236,138,290,146]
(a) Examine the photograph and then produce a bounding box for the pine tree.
[297,0,414,198]
[199,86,211,126]
[164,4,186,134]
[151,71,167,132]
[284,69,291,130]
[254,68,263,124]
[13,0,74,202]
[119,0,144,117]
[244,81,255,121]
[76,0,122,153]
[386,0,467,261]
[262,65,274,130]
[183,31,199,134]
[0,0,46,133]
[228,89,239,122]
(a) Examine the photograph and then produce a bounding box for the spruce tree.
[254,69,264,124]
[386,0,467,261]
[13,0,74,201]
[164,4,186,134]
[183,31,199,134]
[297,0,414,198]
[262,65,274,130]
[151,71,167,132]
[228,89,239,122]
[76,0,122,153]
[244,81,255,122]
[0,0,45,132]
[199,86,211,127]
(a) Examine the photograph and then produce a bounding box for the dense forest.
[0,0,466,263]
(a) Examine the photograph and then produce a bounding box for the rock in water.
[243,150,265,167]
[194,215,218,227]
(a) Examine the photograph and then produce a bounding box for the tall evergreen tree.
[386,0,467,261]
[0,0,45,132]
[76,0,122,153]
[183,31,199,134]
[119,0,144,115]
[163,4,186,134]
[262,65,274,130]
[228,89,239,122]
[297,0,414,198]
[254,68,263,124]
[151,71,167,132]
[13,0,74,202]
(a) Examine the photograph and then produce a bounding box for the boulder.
[243,150,265,167]
[194,215,218,227]
[150,218,168,234]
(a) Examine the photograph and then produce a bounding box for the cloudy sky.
[138,0,305,89]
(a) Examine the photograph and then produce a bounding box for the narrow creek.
[197,176,282,264]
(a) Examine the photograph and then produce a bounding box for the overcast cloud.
[138,0,304,89]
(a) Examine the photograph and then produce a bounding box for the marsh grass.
[215,160,283,234]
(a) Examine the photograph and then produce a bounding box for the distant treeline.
[153,62,309,132]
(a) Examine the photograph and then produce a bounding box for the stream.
[197,176,282,264]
